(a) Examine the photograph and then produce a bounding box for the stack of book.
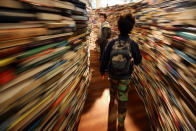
[131,0,196,130]
[0,0,90,130]
[87,10,99,50]
[93,0,195,130]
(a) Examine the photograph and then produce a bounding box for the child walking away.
[100,14,142,131]
[96,13,111,61]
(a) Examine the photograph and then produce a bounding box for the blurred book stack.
[93,0,195,130]
[0,0,90,130]
[87,10,98,50]
[131,0,196,130]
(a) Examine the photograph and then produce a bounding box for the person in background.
[100,14,142,131]
[96,13,111,61]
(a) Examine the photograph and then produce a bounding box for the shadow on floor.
[82,50,110,114]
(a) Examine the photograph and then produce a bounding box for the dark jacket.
[97,27,111,46]
[100,35,142,80]
[97,23,111,60]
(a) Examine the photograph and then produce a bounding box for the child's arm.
[131,41,142,65]
[100,40,115,75]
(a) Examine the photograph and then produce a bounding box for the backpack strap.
[125,38,133,58]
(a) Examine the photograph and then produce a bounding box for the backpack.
[110,38,133,76]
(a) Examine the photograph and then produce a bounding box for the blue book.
[35,60,67,79]
[177,32,196,40]
[175,49,196,64]
[28,115,46,131]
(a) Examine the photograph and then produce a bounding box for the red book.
[0,68,16,85]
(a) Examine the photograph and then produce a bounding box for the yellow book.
[68,32,87,42]
[60,76,81,112]
[0,57,16,67]
[8,93,54,130]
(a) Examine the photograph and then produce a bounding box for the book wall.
[131,0,196,130]
[0,0,90,130]
[86,9,100,51]
[94,1,195,130]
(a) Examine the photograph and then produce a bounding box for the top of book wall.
[93,1,143,13]
[80,0,91,8]
[0,0,89,10]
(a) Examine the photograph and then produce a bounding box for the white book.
[53,0,75,10]
[0,11,35,17]
[62,16,74,21]
[72,15,88,21]
[21,0,53,7]
[0,0,24,9]
[35,32,73,41]
[0,23,44,30]
[46,21,75,28]
[36,13,62,21]
[0,79,34,106]
[76,7,86,13]
[61,20,75,25]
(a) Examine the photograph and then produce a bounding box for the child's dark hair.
[118,14,135,35]
[99,13,107,19]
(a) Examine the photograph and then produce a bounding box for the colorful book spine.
[0,0,90,130]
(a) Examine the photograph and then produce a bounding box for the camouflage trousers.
[108,79,130,130]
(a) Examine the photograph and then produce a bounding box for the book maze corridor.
[0,0,195,130]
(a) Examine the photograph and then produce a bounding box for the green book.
[19,40,67,59]
[16,47,70,74]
